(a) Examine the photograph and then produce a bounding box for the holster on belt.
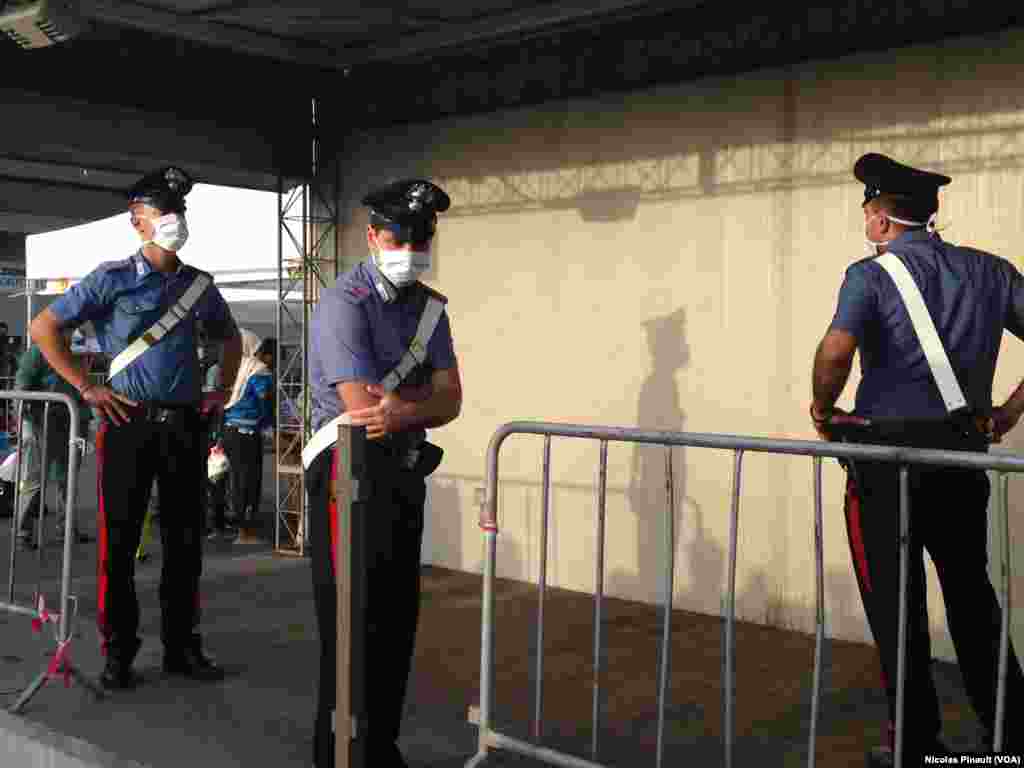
[411,441,444,477]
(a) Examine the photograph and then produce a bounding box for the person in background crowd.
[0,321,19,379]
[201,344,232,539]
[14,329,97,550]
[222,331,275,544]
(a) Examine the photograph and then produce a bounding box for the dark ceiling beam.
[76,0,343,70]
[355,0,692,65]
[75,0,681,72]
[0,156,141,194]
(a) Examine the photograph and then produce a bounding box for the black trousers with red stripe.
[844,460,1024,755]
[96,409,205,661]
[306,443,426,768]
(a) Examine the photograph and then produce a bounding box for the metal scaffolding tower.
[274,97,339,556]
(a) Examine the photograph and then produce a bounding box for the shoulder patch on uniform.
[420,284,448,304]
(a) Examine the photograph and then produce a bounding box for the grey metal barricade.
[0,391,104,712]
[465,421,1022,768]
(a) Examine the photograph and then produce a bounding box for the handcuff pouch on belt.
[830,253,990,464]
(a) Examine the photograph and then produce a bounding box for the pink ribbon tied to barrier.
[31,594,73,688]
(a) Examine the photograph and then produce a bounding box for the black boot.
[163,641,225,682]
[100,655,141,690]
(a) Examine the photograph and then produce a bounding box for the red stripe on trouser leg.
[844,475,873,593]
[329,447,339,576]
[95,421,110,653]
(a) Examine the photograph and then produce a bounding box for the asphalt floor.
[0,485,991,768]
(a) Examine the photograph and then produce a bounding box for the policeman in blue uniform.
[29,166,243,689]
[811,154,1024,763]
[306,179,462,767]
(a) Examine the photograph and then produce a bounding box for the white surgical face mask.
[375,246,431,288]
[143,213,188,252]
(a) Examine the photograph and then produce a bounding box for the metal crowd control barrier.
[466,421,1022,768]
[1,391,104,712]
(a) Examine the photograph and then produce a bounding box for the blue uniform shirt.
[48,251,238,405]
[830,230,1024,420]
[309,259,457,431]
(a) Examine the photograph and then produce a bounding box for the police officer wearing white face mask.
[306,179,462,768]
[29,166,243,690]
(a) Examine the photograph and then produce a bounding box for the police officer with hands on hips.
[812,153,1024,764]
[30,166,243,690]
[305,179,462,768]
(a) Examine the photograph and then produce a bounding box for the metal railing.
[0,391,104,712]
[466,421,1022,768]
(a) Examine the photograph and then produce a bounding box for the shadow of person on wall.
[624,307,724,614]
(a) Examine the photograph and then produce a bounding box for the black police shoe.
[368,743,409,768]
[867,738,951,768]
[100,657,141,690]
[163,645,225,682]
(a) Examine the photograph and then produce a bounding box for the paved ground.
[0,495,990,768]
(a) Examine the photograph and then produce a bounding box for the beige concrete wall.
[330,29,1024,659]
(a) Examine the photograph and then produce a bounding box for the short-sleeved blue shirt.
[829,230,1024,420]
[309,259,457,431]
[48,250,238,405]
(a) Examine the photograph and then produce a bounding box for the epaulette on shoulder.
[420,284,448,304]
[849,255,880,271]
[94,257,134,274]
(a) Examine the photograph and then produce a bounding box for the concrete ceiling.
[1,0,1022,235]
[74,0,682,71]
[0,0,680,234]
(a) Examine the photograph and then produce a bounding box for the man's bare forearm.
[30,309,89,392]
[812,341,853,412]
[1001,379,1024,418]
[400,388,461,430]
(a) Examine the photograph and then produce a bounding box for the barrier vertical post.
[724,449,744,768]
[591,440,608,760]
[334,423,367,768]
[808,457,825,768]
[894,466,910,768]
[533,435,552,741]
[994,472,1011,753]
[34,402,51,599]
[655,447,676,768]
[8,401,27,602]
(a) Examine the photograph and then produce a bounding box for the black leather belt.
[127,402,196,423]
